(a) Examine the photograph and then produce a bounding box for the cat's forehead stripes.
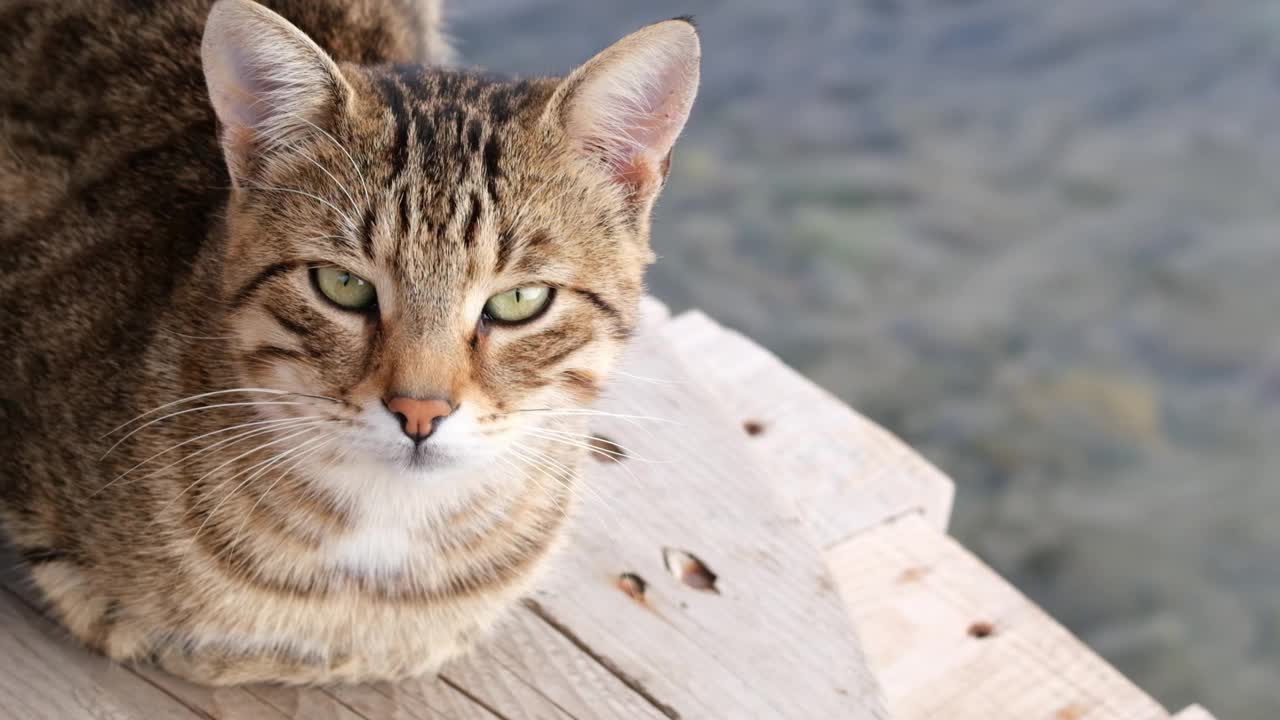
[367,67,540,191]
[461,192,481,249]
[345,66,583,327]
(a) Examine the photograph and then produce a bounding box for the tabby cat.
[0,0,699,685]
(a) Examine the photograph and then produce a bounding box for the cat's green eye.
[483,286,553,324]
[312,266,377,310]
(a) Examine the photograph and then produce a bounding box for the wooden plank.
[0,586,200,720]
[132,669,291,719]
[240,684,369,720]
[663,310,955,545]
[326,681,490,720]
[0,526,496,720]
[507,324,888,719]
[442,605,668,720]
[1173,706,1217,720]
[68,601,499,720]
[324,600,678,720]
[828,514,1169,720]
[0,544,302,720]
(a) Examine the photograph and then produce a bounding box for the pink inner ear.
[612,84,686,190]
[566,34,698,197]
[222,45,284,132]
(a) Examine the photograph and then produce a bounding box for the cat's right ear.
[202,0,350,184]
[544,18,700,208]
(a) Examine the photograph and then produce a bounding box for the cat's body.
[0,0,698,684]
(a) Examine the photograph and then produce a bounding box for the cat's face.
[202,1,697,492]
[218,73,645,480]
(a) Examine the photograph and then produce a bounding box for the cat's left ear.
[202,0,351,184]
[547,18,701,206]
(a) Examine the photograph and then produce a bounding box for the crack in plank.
[128,671,220,720]
[438,674,510,720]
[521,599,681,720]
[319,688,374,720]
[485,647,582,719]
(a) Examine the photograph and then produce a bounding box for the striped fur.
[0,0,699,685]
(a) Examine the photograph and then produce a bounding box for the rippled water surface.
[454,2,1280,716]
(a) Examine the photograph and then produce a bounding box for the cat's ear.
[548,18,701,204]
[202,0,351,183]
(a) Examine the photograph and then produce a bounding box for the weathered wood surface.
[666,310,1198,720]
[1,544,349,720]
[0,301,886,719]
[0,586,197,720]
[515,325,887,719]
[664,310,954,545]
[829,514,1168,720]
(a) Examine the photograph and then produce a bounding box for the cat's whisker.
[147,425,328,530]
[281,140,363,221]
[100,388,299,438]
[503,407,680,425]
[506,440,617,518]
[191,432,337,558]
[157,328,238,342]
[608,369,686,387]
[123,417,332,488]
[495,450,589,522]
[197,433,322,519]
[520,426,635,460]
[492,452,609,532]
[513,432,647,494]
[504,408,679,442]
[91,415,327,497]
[236,183,359,233]
[173,439,322,551]
[503,442,571,487]
[269,107,373,205]
[519,426,668,465]
[102,387,341,439]
[100,400,313,459]
[223,439,343,562]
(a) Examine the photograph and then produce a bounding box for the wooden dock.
[0,299,1216,719]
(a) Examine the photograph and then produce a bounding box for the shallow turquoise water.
[455,2,1280,716]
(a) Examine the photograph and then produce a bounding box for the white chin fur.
[301,402,520,575]
[337,400,503,471]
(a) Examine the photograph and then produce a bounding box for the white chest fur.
[311,456,514,577]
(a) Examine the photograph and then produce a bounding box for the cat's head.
[200,0,698,489]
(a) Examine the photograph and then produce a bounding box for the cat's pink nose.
[384,397,454,442]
